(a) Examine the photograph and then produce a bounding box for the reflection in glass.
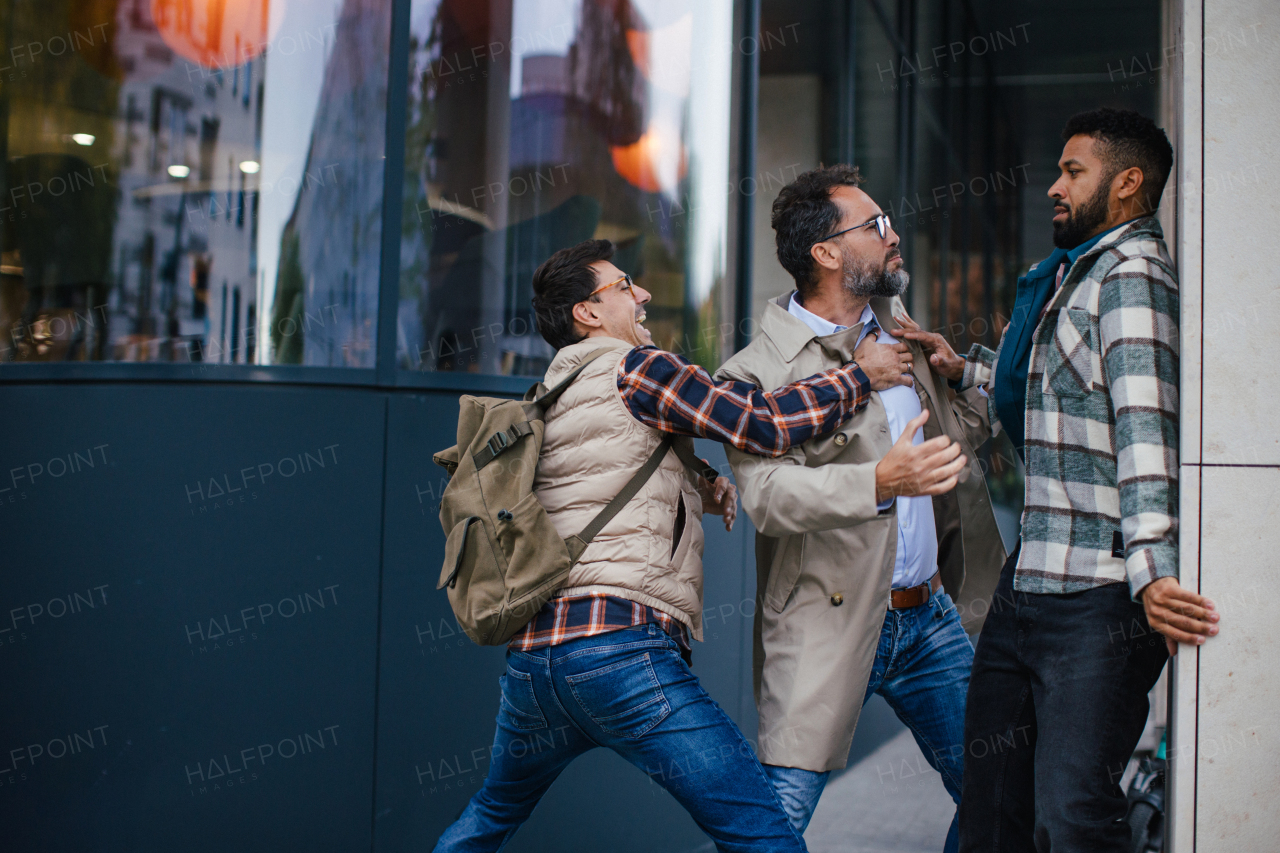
[398,0,735,376]
[0,0,390,367]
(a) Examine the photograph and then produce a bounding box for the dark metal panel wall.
[0,384,387,851]
[0,384,757,852]
[373,391,523,849]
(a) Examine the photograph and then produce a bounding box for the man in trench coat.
[716,165,1005,852]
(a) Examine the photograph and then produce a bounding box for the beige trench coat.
[715,292,1006,772]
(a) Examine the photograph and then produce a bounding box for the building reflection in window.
[398,0,736,376]
[0,0,391,367]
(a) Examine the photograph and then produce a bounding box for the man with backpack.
[432,238,941,852]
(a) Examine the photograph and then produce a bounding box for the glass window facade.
[754,0,1158,349]
[754,0,1161,523]
[0,0,391,366]
[396,0,737,377]
[1,0,1162,392]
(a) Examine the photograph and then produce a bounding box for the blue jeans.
[764,588,972,853]
[433,624,806,853]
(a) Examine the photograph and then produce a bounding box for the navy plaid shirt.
[511,346,871,652]
[617,346,870,457]
[510,594,691,652]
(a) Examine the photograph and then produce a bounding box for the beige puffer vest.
[533,337,705,640]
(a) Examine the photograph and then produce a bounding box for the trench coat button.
[830,593,844,606]
[834,434,848,446]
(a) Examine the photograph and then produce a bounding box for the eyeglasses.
[819,213,892,243]
[587,273,636,299]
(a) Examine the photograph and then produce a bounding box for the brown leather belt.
[889,571,942,610]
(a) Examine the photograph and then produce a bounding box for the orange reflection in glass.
[610,124,687,194]
[151,0,274,68]
[625,28,649,78]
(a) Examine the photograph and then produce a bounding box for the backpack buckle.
[486,430,511,457]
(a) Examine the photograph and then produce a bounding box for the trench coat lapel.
[761,291,869,366]
[872,297,941,416]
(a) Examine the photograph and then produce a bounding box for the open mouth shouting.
[634,309,652,343]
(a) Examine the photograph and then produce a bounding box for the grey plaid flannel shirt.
[959,217,1179,598]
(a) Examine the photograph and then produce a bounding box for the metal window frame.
[376,0,412,388]
[733,0,761,352]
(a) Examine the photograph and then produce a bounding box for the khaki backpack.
[432,349,717,646]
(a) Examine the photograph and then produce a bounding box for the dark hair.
[1061,108,1174,213]
[771,165,864,296]
[530,238,615,350]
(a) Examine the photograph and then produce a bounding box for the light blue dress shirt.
[787,293,939,589]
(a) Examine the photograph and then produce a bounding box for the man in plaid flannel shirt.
[901,109,1220,851]
[433,239,935,853]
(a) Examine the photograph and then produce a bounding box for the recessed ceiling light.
[238,160,260,174]
[167,164,191,178]
[71,133,95,146]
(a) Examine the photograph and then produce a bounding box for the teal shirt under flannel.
[958,217,1179,598]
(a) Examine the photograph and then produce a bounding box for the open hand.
[1141,576,1219,656]
[698,461,738,531]
[894,311,964,384]
[874,410,966,501]
[853,330,914,391]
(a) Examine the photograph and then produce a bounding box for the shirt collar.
[787,292,880,343]
[762,291,879,363]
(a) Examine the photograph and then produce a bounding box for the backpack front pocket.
[497,492,572,616]
[440,515,504,643]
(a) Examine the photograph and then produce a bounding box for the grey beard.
[842,255,909,298]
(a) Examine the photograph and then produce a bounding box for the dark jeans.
[433,624,806,853]
[958,545,1168,853]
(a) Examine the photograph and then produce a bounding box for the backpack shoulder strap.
[533,348,613,410]
[670,437,721,482]
[563,437,722,564]
[566,436,672,563]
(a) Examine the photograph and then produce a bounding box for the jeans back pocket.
[499,668,547,731]
[565,653,670,739]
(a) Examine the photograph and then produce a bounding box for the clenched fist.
[853,330,914,391]
[894,311,965,384]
